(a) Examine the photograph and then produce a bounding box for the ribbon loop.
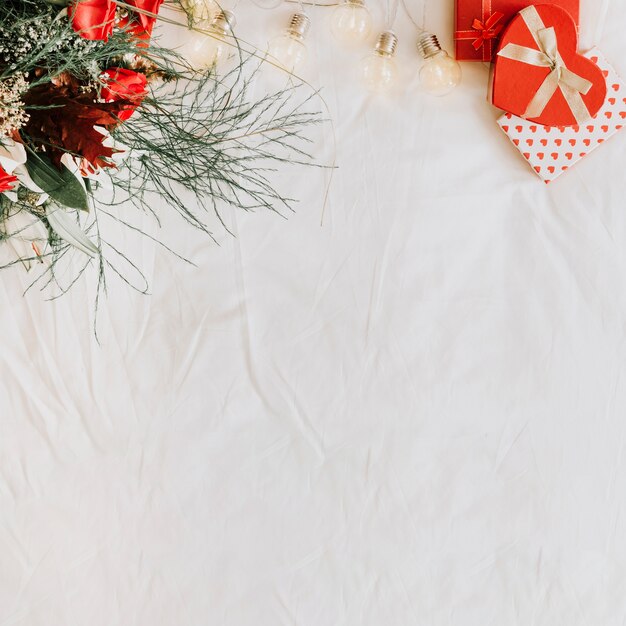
[454,4,504,61]
[497,7,593,124]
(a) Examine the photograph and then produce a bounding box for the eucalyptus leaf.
[27,155,89,212]
[45,207,99,259]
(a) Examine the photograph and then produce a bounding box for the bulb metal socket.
[417,32,443,59]
[287,12,310,40]
[210,9,235,35]
[374,31,398,57]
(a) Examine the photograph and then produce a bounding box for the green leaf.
[26,154,89,212]
[45,206,99,258]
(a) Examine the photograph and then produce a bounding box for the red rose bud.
[101,68,149,121]
[70,0,117,41]
[120,0,165,41]
[0,166,18,193]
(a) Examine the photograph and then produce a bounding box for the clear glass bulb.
[361,53,397,92]
[202,33,230,68]
[330,0,372,45]
[360,31,398,92]
[181,27,229,69]
[181,11,235,71]
[419,50,462,96]
[268,33,307,72]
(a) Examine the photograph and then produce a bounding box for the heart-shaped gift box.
[491,4,606,127]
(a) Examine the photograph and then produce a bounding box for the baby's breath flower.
[0,7,106,75]
[0,74,28,137]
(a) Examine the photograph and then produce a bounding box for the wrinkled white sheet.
[2,0,626,624]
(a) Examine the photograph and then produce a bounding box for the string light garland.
[173,0,462,95]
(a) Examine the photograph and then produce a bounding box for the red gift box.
[454,0,579,61]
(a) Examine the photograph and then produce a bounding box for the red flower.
[101,68,148,121]
[0,166,18,193]
[121,0,164,40]
[70,0,117,41]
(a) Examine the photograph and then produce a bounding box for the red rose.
[70,0,117,41]
[101,68,148,121]
[121,0,164,40]
[0,166,18,193]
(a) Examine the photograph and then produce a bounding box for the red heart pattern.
[492,5,606,127]
[497,48,625,183]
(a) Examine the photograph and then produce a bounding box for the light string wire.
[385,0,400,30]
[400,0,425,34]
[250,0,286,8]
[285,1,338,5]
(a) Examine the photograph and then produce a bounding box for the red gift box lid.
[455,0,580,61]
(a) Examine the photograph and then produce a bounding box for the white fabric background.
[2,0,626,623]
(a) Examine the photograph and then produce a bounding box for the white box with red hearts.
[497,48,625,183]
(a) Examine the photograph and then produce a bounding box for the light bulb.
[417,33,462,96]
[267,12,310,72]
[330,0,372,46]
[360,31,398,92]
[181,9,235,70]
[180,0,219,23]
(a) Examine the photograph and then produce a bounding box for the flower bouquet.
[0,0,319,295]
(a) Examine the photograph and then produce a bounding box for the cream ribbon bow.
[497,6,593,124]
